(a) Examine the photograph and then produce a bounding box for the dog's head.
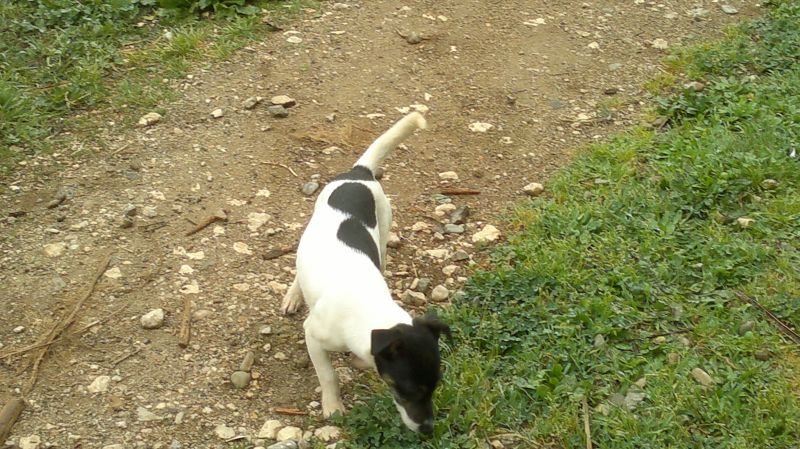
[370,314,451,435]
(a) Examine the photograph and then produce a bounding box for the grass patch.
[341,2,800,448]
[0,0,314,173]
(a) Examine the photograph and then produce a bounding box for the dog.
[280,112,450,435]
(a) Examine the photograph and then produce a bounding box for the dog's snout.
[419,420,434,436]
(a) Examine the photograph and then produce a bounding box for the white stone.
[277,426,303,441]
[87,375,111,393]
[102,445,124,449]
[438,171,459,181]
[269,281,288,295]
[247,212,272,232]
[468,122,494,133]
[442,265,458,276]
[214,424,236,439]
[186,250,204,260]
[232,283,250,292]
[287,36,303,44]
[257,189,271,197]
[472,225,501,243]
[314,425,342,442]
[434,203,457,216]
[211,108,224,118]
[138,112,162,127]
[136,406,162,422]
[179,265,194,274]
[43,242,66,257]
[257,419,283,439]
[19,435,41,449]
[150,190,166,201]
[104,267,122,279]
[411,221,429,231]
[140,309,165,329]
[180,280,200,294]
[523,182,545,197]
[737,217,755,228]
[233,242,252,255]
[387,232,401,248]
[426,249,450,259]
[651,38,669,50]
[431,285,450,302]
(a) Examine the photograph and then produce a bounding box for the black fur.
[332,165,375,182]
[336,217,380,269]
[327,182,377,228]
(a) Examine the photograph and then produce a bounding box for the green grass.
[0,0,314,173]
[340,2,800,448]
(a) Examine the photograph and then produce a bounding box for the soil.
[0,1,757,448]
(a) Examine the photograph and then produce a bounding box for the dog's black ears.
[371,328,402,357]
[413,314,453,342]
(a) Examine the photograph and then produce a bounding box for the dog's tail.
[355,112,427,172]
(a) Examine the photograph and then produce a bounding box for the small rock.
[450,205,470,225]
[243,96,263,109]
[737,321,755,335]
[651,38,669,50]
[169,440,183,449]
[451,250,470,262]
[402,290,426,305]
[431,285,450,302]
[142,206,158,218]
[43,242,66,257]
[240,351,255,371]
[13,325,25,333]
[404,31,422,44]
[594,334,606,347]
[608,63,623,71]
[438,171,459,181]
[411,221,429,232]
[271,95,297,107]
[230,371,251,389]
[523,182,544,197]
[19,435,41,449]
[468,122,494,133]
[416,277,431,292]
[489,440,504,449]
[754,349,771,361]
[691,367,714,386]
[268,105,289,118]
[314,426,342,442]
[685,81,705,92]
[443,224,465,234]
[434,203,457,217]
[387,232,402,248]
[137,406,162,422]
[761,179,778,190]
[442,265,458,276]
[667,352,681,364]
[425,249,449,259]
[721,5,738,14]
[269,281,288,295]
[287,36,303,44]
[138,112,162,127]
[103,445,124,449]
[472,224,501,243]
[736,217,755,228]
[104,267,122,280]
[276,426,303,442]
[258,419,283,439]
[210,108,224,118]
[215,424,236,439]
[689,7,710,19]
[247,212,272,232]
[259,325,273,336]
[451,290,468,302]
[678,336,691,347]
[301,182,320,196]
[140,309,165,329]
[88,375,111,393]
[233,242,253,255]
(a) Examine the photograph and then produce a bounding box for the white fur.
[281,112,427,418]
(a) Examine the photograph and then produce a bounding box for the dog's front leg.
[305,332,345,417]
[281,275,304,315]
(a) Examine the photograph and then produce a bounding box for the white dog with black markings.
[281,112,450,436]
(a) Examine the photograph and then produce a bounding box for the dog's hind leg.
[305,332,345,417]
[280,276,304,315]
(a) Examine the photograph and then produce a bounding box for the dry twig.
[263,244,298,261]
[178,295,192,348]
[262,161,298,177]
[440,188,481,196]
[0,397,25,443]
[582,398,593,449]
[273,407,309,416]
[185,208,228,236]
[736,292,800,344]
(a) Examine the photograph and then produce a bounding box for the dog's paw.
[322,399,346,418]
[280,291,303,315]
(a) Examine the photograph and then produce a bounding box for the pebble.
[736,217,754,228]
[431,285,450,301]
[442,265,458,276]
[434,203,457,217]
[425,249,449,259]
[268,105,289,117]
[233,242,253,255]
[170,440,183,449]
[754,349,771,361]
[301,182,320,196]
[258,419,283,439]
[142,206,158,218]
[243,96,263,110]
[387,232,402,248]
[443,224,465,234]
[140,309,165,329]
[691,367,714,386]
[43,242,66,257]
[103,445,125,449]
[411,221,429,231]
[667,352,681,364]
[267,442,299,449]
[402,290,426,306]
[314,426,342,442]
[211,108,224,118]
[215,424,236,439]
[738,321,755,335]
[416,277,431,292]
[450,205,470,225]
[286,35,303,44]
[13,325,25,333]
[721,5,738,14]
[608,63,623,71]
[138,112,162,127]
[438,171,459,181]
[472,224,501,243]
[88,375,111,393]
[468,122,494,133]
[690,7,710,19]
[523,182,545,197]
[651,38,669,50]
[451,250,470,262]
[260,325,273,336]
[451,290,468,302]
[594,334,606,348]
[137,406,162,422]
[271,95,297,107]
[276,426,303,442]
[247,212,272,232]
[104,267,122,280]
[230,371,251,389]
[19,435,41,449]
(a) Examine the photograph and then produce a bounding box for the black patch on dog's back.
[327,182,377,228]
[337,217,380,269]
[333,165,375,182]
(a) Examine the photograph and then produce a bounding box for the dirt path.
[1,1,755,447]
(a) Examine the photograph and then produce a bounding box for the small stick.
[0,397,25,443]
[582,398,593,449]
[273,407,309,416]
[178,296,192,348]
[440,188,481,196]
[263,244,298,261]
[24,251,112,394]
[111,347,142,367]
[185,208,228,236]
[263,161,298,177]
[46,192,67,209]
[736,292,800,344]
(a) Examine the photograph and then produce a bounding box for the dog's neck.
[348,295,412,366]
